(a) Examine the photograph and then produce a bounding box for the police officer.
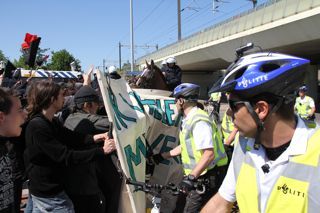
[161,59,167,71]
[294,85,316,121]
[220,107,238,161]
[202,53,320,212]
[208,92,222,114]
[161,57,182,91]
[154,83,228,212]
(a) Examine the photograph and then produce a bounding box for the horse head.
[135,59,169,90]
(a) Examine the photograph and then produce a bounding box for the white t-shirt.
[218,117,317,213]
[181,107,214,150]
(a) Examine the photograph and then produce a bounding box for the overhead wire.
[134,0,165,31]
[146,0,252,50]
[183,1,251,36]
[144,1,212,45]
[105,0,169,63]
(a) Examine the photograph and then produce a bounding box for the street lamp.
[130,0,134,72]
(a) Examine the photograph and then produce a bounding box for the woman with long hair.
[24,81,115,212]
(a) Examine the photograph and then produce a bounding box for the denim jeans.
[31,191,75,213]
[24,195,33,213]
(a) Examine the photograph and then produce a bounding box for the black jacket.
[162,65,182,86]
[63,112,110,195]
[64,111,121,213]
[25,113,104,197]
[0,137,15,212]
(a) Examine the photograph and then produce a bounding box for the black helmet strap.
[244,96,284,150]
[243,102,264,150]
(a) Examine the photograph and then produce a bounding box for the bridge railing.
[138,0,320,63]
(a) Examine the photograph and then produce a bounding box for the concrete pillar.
[181,70,222,99]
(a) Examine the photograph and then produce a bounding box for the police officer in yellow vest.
[208,92,222,114]
[294,85,316,121]
[153,83,228,212]
[202,53,320,213]
[221,107,239,161]
[221,93,239,147]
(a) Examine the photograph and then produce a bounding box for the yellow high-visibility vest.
[210,92,221,102]
[233,129,320,212]
[295,96,313,119]
[179,109,228,175]
[221,112,239,146]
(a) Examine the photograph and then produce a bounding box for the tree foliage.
[121,61,139,72]
[47,49,81,71]
[0,50,6,61]
[13,47,50,69]
[13,56,27,69]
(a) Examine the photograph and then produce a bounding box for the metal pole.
[177,0,181,41]
[103,59,105,73]
[130,0,134,72]
[119,42,122,71]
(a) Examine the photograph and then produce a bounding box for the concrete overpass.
[137,0,320,99]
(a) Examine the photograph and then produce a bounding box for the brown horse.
[135,60,169,91]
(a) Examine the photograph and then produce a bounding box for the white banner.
[97,71,183,213]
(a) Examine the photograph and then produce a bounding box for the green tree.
[121,61,139,72]
[36,48,50,69]
[13,47,50,69]
[0,50,6,61]
[13,56,27,69]
[47,49,81,71]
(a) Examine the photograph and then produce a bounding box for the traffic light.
[21,33,41,68]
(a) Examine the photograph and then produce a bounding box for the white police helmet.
[108,65,117,74]
[0,61,6,70]
[161,60,167,65]
[166,57,176,64]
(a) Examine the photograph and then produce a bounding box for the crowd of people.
[1,51,320,213]
[0,67,121,213]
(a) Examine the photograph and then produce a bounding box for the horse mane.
[150,62,166,83]
[134,59,169,90]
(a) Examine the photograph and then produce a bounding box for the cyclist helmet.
[166,57,176,64]
[210,52,310,150]
[173,83,200,100]
[299,85,308,92]
[209,52,310,99]
[108,65,117,74]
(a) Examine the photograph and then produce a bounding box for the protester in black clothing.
[0,88,27,213]
[24,81,116,212]
[64,86,121,213]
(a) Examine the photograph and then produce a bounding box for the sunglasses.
[228,99,248,112]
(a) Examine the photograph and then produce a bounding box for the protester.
[201,53,319,212]
[64,85,121,213]
[152,83,228,212]
[0,88,27,213]
[294,85,316,121]
[24,81,116,212]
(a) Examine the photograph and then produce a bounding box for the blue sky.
[1,0,267,71]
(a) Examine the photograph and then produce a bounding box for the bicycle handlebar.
[126,178,207,195]
[126,179,180,195]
